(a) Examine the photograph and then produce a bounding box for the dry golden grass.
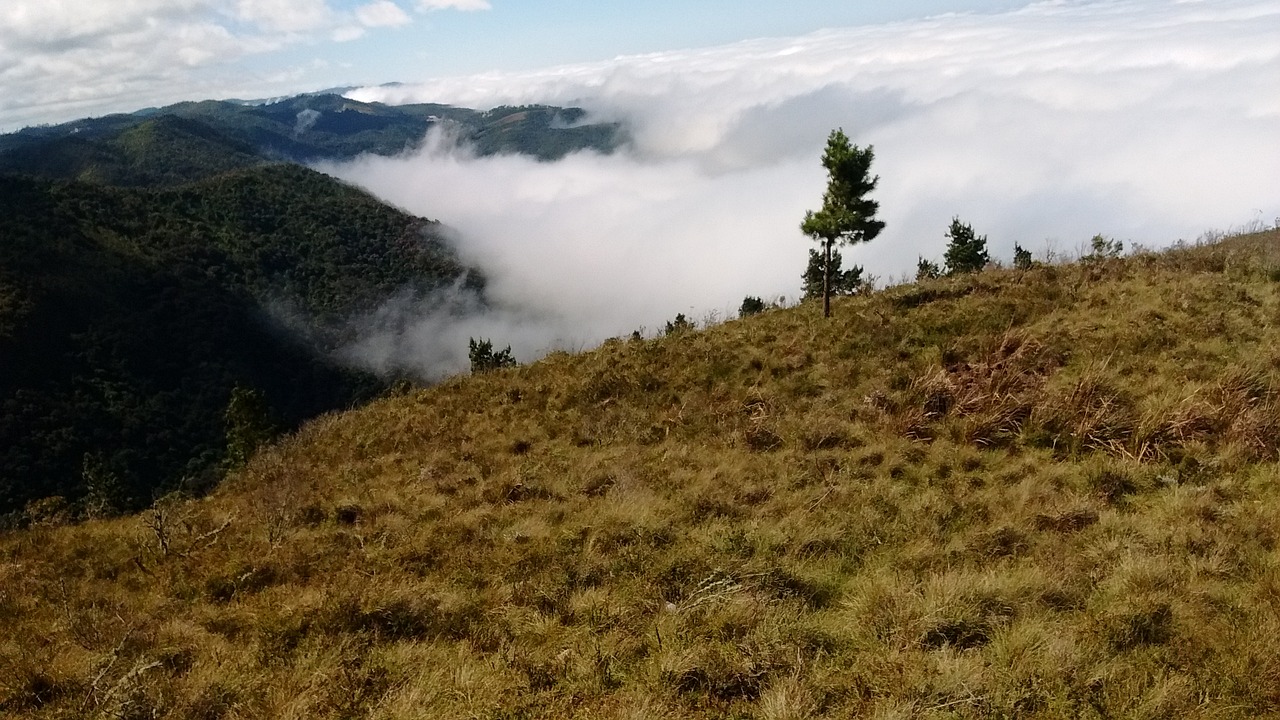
[5,229,1280,718]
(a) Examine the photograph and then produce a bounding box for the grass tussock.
[5,229,1280,718]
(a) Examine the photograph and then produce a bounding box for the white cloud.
[322,129,811,376]
[0,1,297,128]
[356,1,412,28]
[414,0,491,11]
[330,0,1280,377]
[0,0,416,129]
[0,0,206,46]
[332,25,367,42]
[234,0,334,32]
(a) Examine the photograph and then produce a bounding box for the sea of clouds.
[323,0,1280,378]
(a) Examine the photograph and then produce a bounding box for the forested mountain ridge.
[0,94,623,186]
[0,165,477,517]
[0,89,616,517]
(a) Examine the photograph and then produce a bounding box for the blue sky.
[313,0,1028,81]
[0,0,1027,130]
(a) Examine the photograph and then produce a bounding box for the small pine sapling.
[1087,234,1124,260]
[664,313,695,336]
[1013,243,1034,270]
[469,337,517,373]
[944,218,989,275]
[916,257,942,281]
[739,296,766,318]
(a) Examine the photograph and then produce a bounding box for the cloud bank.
[414,0,490,11]
[0,0,470,130]
[325,0,1280,377]
[321,129,812,377]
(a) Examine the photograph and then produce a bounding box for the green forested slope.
[67,163,479,323]
[0,167,476,516]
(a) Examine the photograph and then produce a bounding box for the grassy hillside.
[5,230,1280,718]
[0,167,476,516]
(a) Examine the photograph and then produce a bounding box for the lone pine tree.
[800,129,885,318]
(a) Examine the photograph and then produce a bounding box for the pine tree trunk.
[823,238,832,318]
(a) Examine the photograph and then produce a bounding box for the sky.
[3,0,1280,377]
[0,0,1026,131]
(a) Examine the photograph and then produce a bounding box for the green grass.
[5,230,1280,718]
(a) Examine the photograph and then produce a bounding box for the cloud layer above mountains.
[327,0,1280,376]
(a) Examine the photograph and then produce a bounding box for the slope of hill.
[0,167,478,517]
[0,94,623,186]
[4,229,1280,718]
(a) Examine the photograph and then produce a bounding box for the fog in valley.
[320,0,1280,378]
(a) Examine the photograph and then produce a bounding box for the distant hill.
[0,94,624,186]
[5,230,1280,718]
[0,165,478,516]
